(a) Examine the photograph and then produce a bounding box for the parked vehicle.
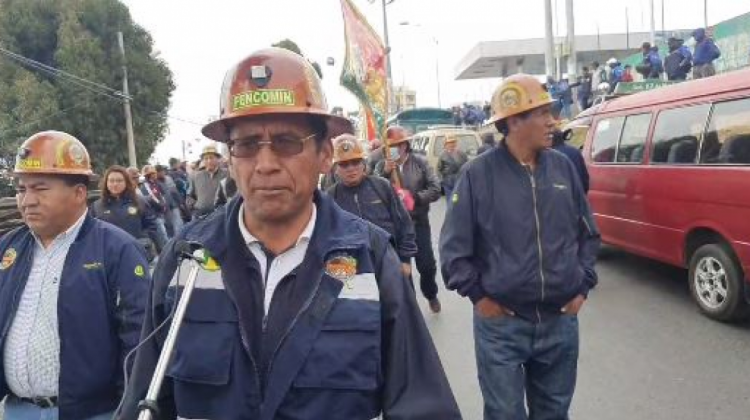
[570,68,750,321]
[410,126,481,172]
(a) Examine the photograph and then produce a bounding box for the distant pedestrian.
[622,65,635,82]
[637,42,664,80]
[187,144,228,219]
[692,28,721,79]
[437,135,469,205]
[577,66,593,111]
[665,36,693,80]
[478,133,496,155]
[91,165,157,259]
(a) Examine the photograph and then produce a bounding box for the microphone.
[174,240,206,262]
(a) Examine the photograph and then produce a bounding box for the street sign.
[613,80,681,95]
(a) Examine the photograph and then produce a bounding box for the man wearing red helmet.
[121,48,460,420]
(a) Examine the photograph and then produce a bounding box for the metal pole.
[661,0,665,37]
[704,0,708,29]
[565,0,576,79]
[381,0,392,81]
[544,0,555,77]
[432,38,441,108]
[137,261,202,420]
[626,7,630,49]
[117,32,137,168]
[649,0,656,45]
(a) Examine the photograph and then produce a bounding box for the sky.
[121,0,750,162]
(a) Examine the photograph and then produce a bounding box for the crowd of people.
[546,27,722,116]
[0,27,723,420]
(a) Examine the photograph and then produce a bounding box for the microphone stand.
[136,249,204,420]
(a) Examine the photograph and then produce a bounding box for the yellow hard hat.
[332,134,366,164]
[488,74,554,125]
[14,131,93,178]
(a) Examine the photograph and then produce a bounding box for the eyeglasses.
[228,133,317,158]
[337,160,363,169]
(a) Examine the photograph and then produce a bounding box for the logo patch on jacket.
[325,255,357,286]
[134,265,146,277]
[1,248,17,270]
[127,206,138,216]
[83,262,104,270]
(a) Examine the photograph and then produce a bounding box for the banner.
[339,0,389,141]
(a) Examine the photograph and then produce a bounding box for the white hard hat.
[606,57,618,65]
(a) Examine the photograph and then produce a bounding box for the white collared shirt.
[238,204,317,315]
[3,210,88,398]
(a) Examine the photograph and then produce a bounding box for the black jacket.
[119,192,461,420]
[327,176,417,263]
[374,153,441,219]
[440,145,601,322]
[437,150,468,191]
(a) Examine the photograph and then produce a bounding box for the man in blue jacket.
[0,131,150,420]
[326,133,417,277]
[118,48,460,420]
[440,74,600,420]
[692,28,721,79]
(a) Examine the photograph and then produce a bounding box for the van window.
[432,134,478,157]
[434,136,446,157]
[591,117,625,163]
[616,114,651,163]
[700,98,750,165]
[651,104,711,164]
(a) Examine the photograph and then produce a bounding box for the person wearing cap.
[0,131,150,420]
[375,126,443,313]
[119,47,460,420]
[692,28,721,79]
[440,74,600,419]
[186,144,228,219]
[437,135,469,206]
[139,164,170,251]
[326,134,417,278]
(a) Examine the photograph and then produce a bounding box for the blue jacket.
[552,142,589,193]
[0,215,150,419]
[440,145,600,322]
[119,192,461,420]
[327,176,418,263]
[693,29,721,65]
[91,195,156,240]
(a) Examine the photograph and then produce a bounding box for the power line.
[0,45,132,101]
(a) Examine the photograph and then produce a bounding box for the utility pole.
[434,38,441,108]
[704,0,708,29]
[649,0,656,46]
[565,0,576,79]
[626,7,630,49]
[117,31,137,168]
[544,0,555,77]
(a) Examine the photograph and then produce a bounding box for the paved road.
[422,200,750,420]
[2,201,749,420]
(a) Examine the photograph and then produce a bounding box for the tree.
[272,38,323,79]
[0,0,174,173]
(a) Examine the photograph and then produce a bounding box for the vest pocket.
[293,301,380,391]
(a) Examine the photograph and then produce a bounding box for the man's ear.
[319,140,333,174]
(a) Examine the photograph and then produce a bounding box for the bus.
[387,107,453,135]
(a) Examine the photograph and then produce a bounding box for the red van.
[570,69,750,321]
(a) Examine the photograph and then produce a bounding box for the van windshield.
[434,134,479,157]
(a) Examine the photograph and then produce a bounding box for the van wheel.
[688,244,749,322]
